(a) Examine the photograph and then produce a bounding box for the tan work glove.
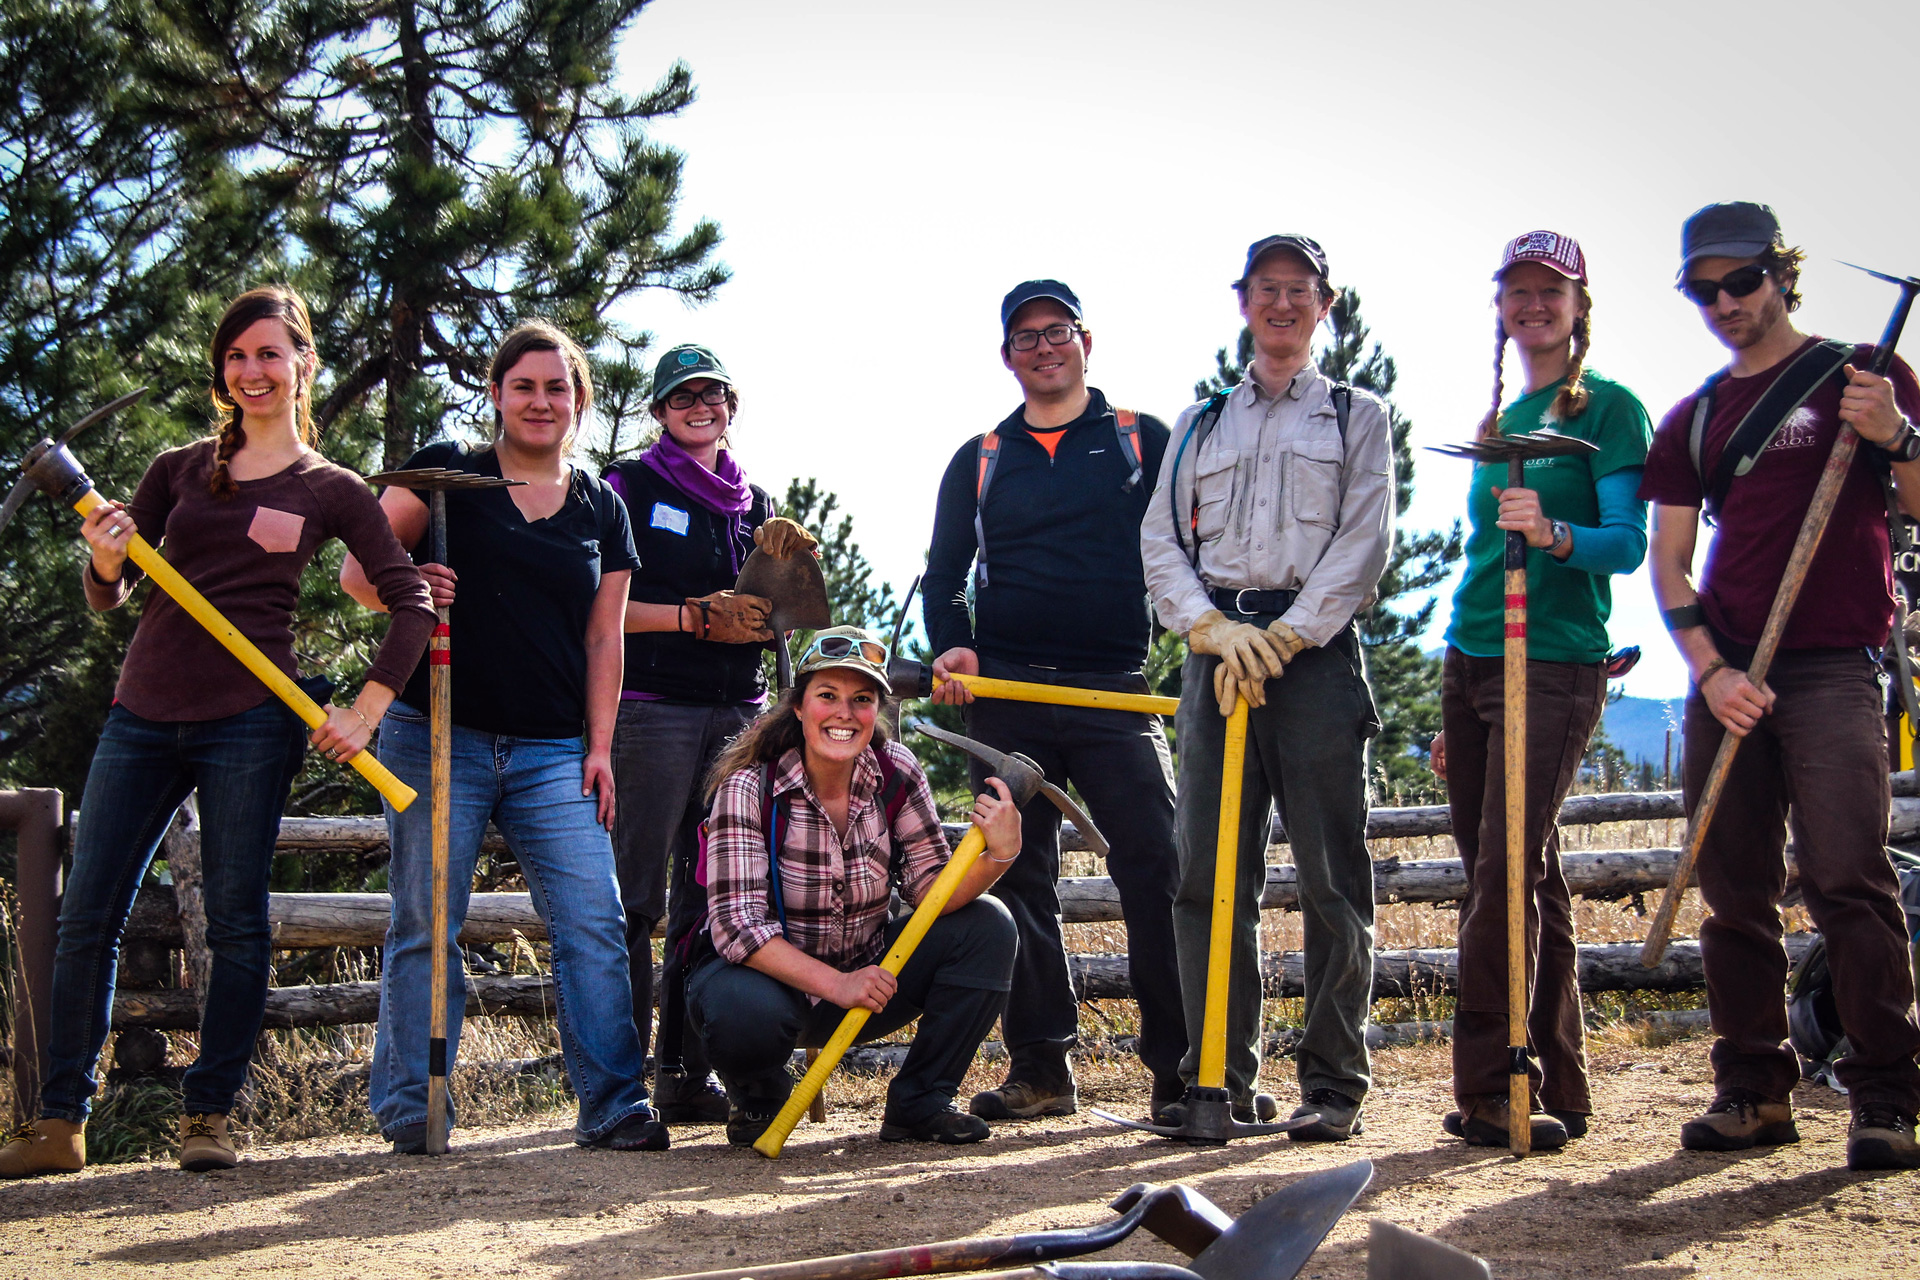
[753,517,818,560]
[1187,609,1287,714]
[1266,620,1313,664]
[685,590,774,643]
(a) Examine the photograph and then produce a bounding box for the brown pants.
[1442,648,1606,1114]
[1684,646,1920,1112]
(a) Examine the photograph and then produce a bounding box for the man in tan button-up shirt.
[1141,234,1393,1140]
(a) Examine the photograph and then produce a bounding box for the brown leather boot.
[1679,1090,1798,1151]
[0,1118,85,1178]
[179,1114,238,1172]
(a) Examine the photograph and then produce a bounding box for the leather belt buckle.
[1234,588,1262,614]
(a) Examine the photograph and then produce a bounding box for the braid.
[1476,319,1507,438]
[209,409,246,499]
[1553,294,1593,421]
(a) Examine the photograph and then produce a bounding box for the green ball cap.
[650,344,733,405]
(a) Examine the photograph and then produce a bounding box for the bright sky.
[612,0,1920,700]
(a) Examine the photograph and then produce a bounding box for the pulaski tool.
[1427,427,1598,1153]
[1642,261,1920,969]
[364,467,525,1154]
[0,389,418,810]
[752,720,1105,1158]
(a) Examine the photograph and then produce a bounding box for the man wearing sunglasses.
[922,279,1185,1123]
[1640,201,1920,1170]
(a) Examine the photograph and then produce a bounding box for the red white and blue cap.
[1494,230,1588,284]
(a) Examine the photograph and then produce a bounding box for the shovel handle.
[754,825,993,1157]
[75,489,418,811]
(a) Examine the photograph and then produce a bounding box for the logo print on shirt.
[650,502,691,535]
[1765,407,1821,452]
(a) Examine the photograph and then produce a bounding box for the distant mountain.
[1601,695,1686,770]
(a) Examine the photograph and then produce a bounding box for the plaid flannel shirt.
[706,740,950,970]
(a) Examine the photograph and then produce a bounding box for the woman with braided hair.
[1428,231,1652,1149]
[1,286,435,1179]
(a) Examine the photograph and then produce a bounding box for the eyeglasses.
[802,634,889,666]
[1007,323,1084,352]
[664,384,730,411]
[1246,281,1321,307]
[1677,264,1770,307]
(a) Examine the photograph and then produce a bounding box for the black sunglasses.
[1677,264,1770,307]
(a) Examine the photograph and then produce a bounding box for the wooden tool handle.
[1640,428,1862,966]
[754,826,993,1157]
[77,490,418,810]
[1503,456,1531,1154]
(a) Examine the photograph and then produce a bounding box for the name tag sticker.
[650,502,690,536]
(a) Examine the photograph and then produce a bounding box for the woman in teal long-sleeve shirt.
[1429,230,1651,1151]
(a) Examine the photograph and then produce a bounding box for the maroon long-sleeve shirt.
[86,438,435,722]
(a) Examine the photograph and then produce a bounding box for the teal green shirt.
[1444,370,1652,664]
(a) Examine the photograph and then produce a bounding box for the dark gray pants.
[1173,624,1378,1102]
[686,898,1016,1125]
[610,699,755,1073]
[965,656,1186,1087]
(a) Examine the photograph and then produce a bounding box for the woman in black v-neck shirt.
[342,320,665,1153]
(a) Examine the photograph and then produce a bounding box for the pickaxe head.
[364,467,525,493]
[1108,1184,1235,1258]
[1838,261,1920,377]
[907,719,1110,856]
[1839,260,1920,292]
[0,389,148,538]
[1426,428,1599,467]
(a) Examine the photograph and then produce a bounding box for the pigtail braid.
[1553,290,1593,421]
[208,409,246,499]
[1476,319,1507,439]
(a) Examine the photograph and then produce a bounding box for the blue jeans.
[369,703,653,1143]
[42,699,306,1121]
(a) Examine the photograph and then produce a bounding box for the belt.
[1210,587,1298,616]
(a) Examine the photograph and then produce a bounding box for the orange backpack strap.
[1112,409,1144,492]
[973,431,1002,587]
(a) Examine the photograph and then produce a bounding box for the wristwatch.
[1880,417,1920,464]
[1548,519,1572,556]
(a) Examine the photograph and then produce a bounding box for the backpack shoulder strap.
[1701,339,1854,520]
[1112,408,1145,492]
[1170,391,1232,567]
[973,431,1002,588]
[761,761,790,937]
[872,743,913,883]
[1686,376,1721,505]
[1330,382,1352,443]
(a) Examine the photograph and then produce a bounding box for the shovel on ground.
[1426,428,1598,1154]
[364,467,525,1155]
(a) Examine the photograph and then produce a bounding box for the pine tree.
[1191,292,1463,801]
[131,0,728,471]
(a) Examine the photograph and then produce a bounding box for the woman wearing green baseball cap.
[601,343,818,1123]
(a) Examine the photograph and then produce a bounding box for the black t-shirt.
[922,389,1169,671]
[604,460,775,704]
[397,441,640,738]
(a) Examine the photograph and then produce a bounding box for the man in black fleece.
[922,279,1186,1121]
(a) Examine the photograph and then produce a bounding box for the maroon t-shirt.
[1640,337,1920,650]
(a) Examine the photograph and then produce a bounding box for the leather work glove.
[1212,663,1252,719]
[753,517,818,560]
[1266,620,1313,664]
[1187,609,1287,714]
[686,590,774,643]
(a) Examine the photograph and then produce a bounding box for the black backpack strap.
[972,432,1002,588]
[761,761,790,938]
[1330,382,1351,443]
[1169,391,1231,567]
[1700,339,1854,520]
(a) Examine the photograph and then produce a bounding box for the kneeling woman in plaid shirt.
[689,625,1023,1146]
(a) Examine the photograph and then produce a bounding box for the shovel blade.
[737,547,831,632]
[1365,1221,1489,1280]
[1188,1160,1374,1280]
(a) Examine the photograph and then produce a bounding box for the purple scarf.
[638,431,755,572]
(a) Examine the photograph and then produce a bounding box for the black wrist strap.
[1663,603,1706,632]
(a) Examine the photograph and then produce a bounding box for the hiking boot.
[179,1114,237,1172]
[1444,1097,1568,1150]
[1289,1088,1363,1142]
[880,1105,991,1145]
[653,1073,731,1125]
[969,1076,1076,1120]
[1236,1093,1281,1124]
[388,1122,430,1156]
[1547,1109,1590,1140]
[726,1104,779,1148]
[581,1108,670,1152]
[1846,1102,1920,1171]
[1150,1075,1186,1124]
[0,1118,85,1179]
[1679,1089,1799,1152]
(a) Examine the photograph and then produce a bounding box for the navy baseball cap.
[1679,202,1780,277]
[1237,234,1330,286]
[1000,280,1083,333]
[650,344,732,405]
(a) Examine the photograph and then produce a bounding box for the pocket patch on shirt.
[247,506,306,554]
[650,503,690,536]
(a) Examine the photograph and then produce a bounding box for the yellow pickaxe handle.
[754,825,991,1157]
[75,489,418,811]
[935,672,1179,716]
[1197,696,1248,1089]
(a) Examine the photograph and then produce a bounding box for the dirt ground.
[3,1029,1916,1280]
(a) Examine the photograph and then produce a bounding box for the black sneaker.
[1150,1075,1186,1124]
[726,1104,779,1148]
[879,1105,991,1145]
[389,1122,430,1156]
[654,1074,731,1125]
[580,1109,670,1152]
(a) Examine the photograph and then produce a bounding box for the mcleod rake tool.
[364,467,524,1154]
[1427,427,1598,1153]
[0,390,417,810]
